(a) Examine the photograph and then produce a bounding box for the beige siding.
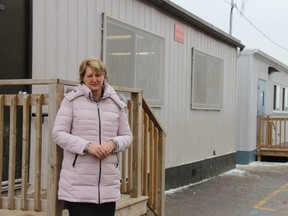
[33,0,239,169]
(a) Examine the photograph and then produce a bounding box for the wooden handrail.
[142,98,166,136]
[0,79,77,86]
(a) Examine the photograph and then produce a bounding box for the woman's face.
[83,66,105,96]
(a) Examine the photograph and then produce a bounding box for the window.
[273,84,288,112]
[191,48,224,110]
[282,87,288,111]
[273,84,281,111]
[104,16,164,105]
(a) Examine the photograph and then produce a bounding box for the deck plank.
[0,209,69,216]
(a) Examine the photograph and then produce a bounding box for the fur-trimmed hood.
[65,82,126,108]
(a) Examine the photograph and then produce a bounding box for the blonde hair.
[79,57,108,84]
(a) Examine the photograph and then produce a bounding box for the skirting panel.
[165,153,236,190]
[236,150,256,164]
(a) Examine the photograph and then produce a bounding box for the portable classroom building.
[2,0,244,190]
[236,49,288,164]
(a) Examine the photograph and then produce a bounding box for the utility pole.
[229,0,235,35]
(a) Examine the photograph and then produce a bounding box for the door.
[0,0,32,86]
[0,0,32,181]
[257,79,266,115]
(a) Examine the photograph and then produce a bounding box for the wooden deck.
[0,79,165,216]
[257,115,288,160]
[0,195,148,216]
[0,209,68,216]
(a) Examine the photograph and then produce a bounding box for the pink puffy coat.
[52,83,133,204]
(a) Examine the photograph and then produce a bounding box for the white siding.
[33,0,239,169]
[236,54,255,152]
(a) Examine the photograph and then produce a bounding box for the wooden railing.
[0,79,166,216]
[114,86,166,216]
[257,115,288,161]
[141,98,166,215]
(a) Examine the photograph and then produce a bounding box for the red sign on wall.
[174,23,184,44]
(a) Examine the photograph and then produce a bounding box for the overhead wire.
[234,5,288,51]
[221,0,288,51]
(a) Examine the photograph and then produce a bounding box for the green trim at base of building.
[236,150,256,165]
[165,153,236,190]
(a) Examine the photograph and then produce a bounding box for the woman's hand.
[87,141,115,159]
[102,141,116,154]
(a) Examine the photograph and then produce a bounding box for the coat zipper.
[71,97,105,202]
[96,100,102,204]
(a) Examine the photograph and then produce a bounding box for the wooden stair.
[116,195,149,216]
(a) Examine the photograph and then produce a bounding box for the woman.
[52,57,133,216]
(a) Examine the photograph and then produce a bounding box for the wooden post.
[142,113,149,196]
[34,95,43,211]
[279,120,282,146]
[127,100,133,192]
[8,95,17,210]
[130,91,143,198]
[21,94,30,210]
[153,128,159,210]
[284,120,286,148]
[47,82,64,216]
[267,116,272,146]
[257,115,262,161]
[149,121,155,207]
[157,131,165,216]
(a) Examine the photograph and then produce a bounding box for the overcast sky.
[170,0,288,66]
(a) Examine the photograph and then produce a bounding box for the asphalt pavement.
[164,161,288,216]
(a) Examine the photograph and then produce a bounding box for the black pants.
[67,201,116,216]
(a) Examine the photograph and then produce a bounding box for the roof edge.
[241,49,288,72]
[143,0,245,50]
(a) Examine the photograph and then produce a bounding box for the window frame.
[273,84,281,111]
[190,48,224,110]
[102,15,165,106]
[283,87,288,111]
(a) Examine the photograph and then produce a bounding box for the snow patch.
[165,162,288,195]
[221,168,246,176]
[165,178,211,195]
